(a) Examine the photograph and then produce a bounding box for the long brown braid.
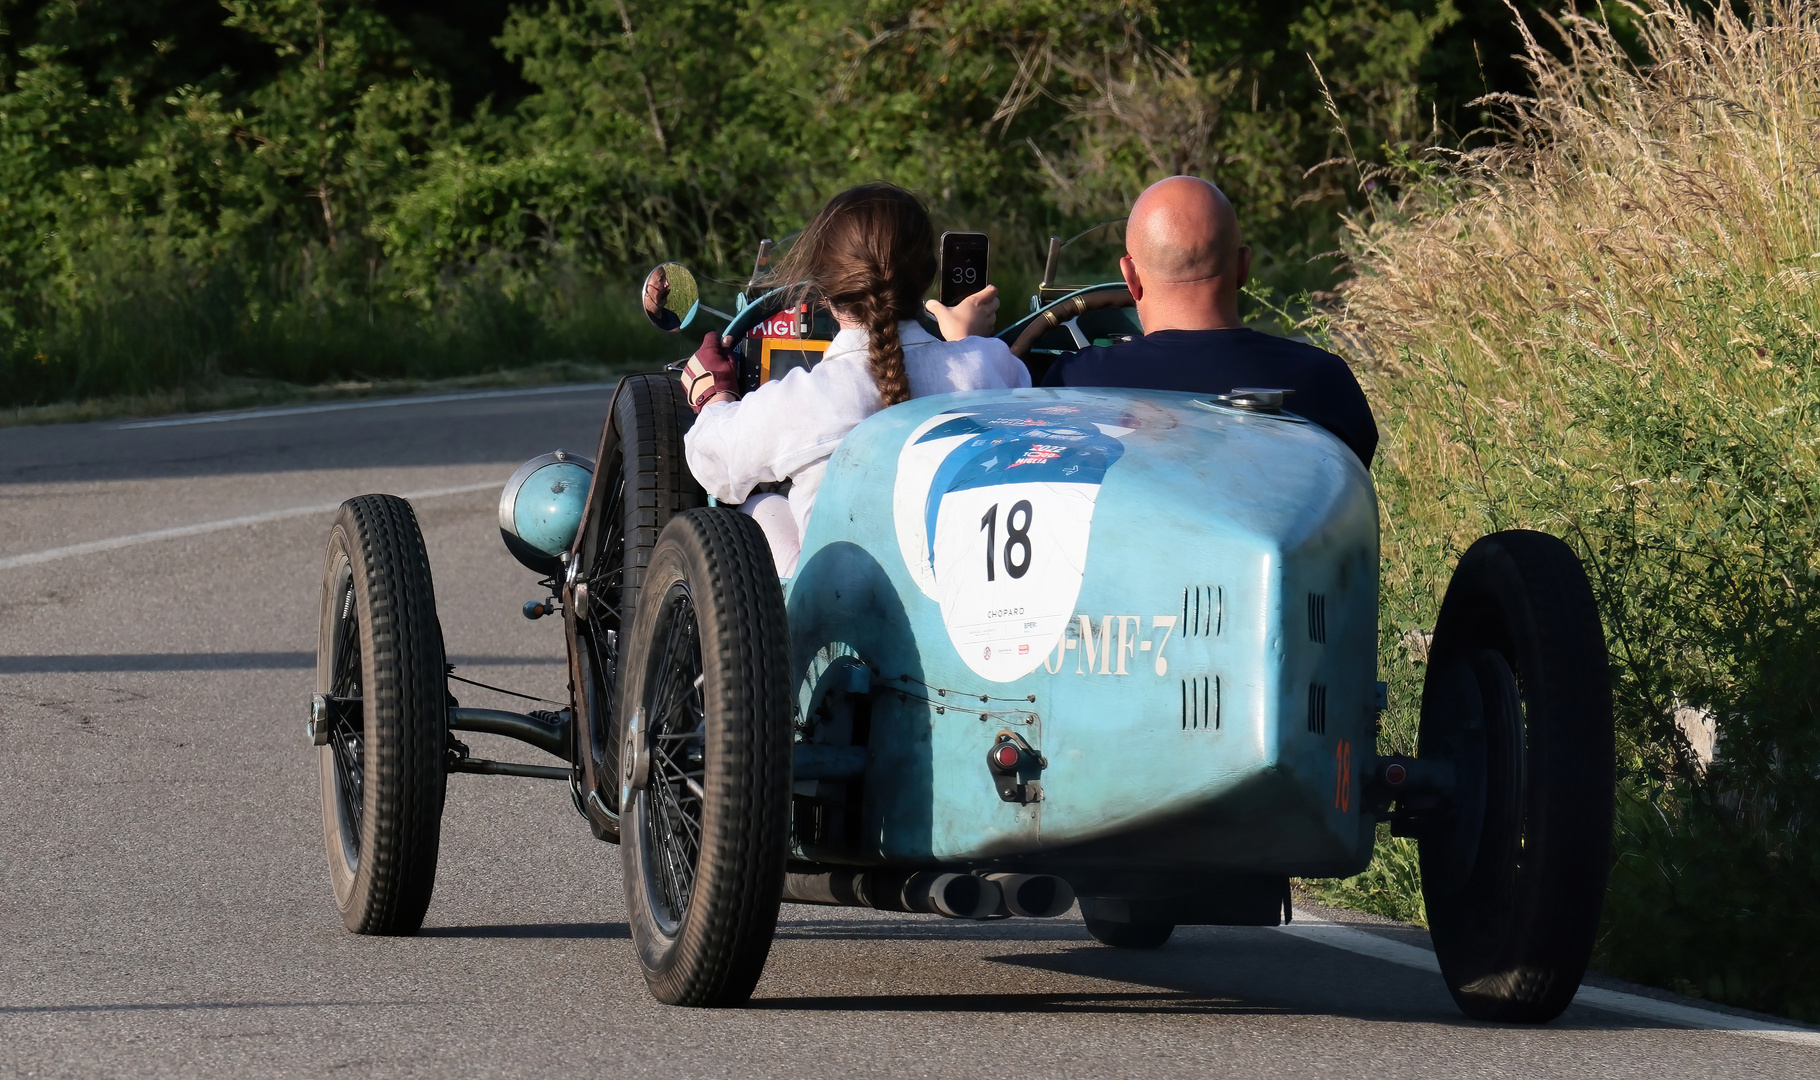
[775,184,937,407]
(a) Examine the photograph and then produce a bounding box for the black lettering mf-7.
[1044,615,1178,676]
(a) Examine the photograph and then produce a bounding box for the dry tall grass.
[1323,0,1820,1017]
[1342,0,1820,589]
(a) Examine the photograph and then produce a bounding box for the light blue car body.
[783,386,1379,880]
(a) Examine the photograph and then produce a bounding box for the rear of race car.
[787,387,1380,893]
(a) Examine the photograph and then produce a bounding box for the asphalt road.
[2,385,1816,1078]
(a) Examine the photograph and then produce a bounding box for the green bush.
[0,0,1475,406]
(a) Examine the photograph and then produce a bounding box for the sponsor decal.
[748,311,800,339]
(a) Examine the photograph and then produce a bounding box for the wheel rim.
[636,583,706,936]
[326,557,364,871]
[577,449,628,808]
[1423,646,1524,903]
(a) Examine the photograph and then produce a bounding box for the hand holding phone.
[925,285,999,341]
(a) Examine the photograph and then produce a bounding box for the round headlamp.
[498,450,595,574]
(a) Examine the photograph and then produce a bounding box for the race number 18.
[979,500,1033,581]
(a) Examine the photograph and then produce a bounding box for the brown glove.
[681,332,738,411]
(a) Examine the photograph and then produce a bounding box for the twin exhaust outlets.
[783,869,1075,920]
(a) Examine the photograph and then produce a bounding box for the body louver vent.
[1307,682,1327,734]
[1308,592,1327,644]
[1182,585,1221,637]
[1181,676,1219,730]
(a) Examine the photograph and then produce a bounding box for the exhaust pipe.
[984,873,1075,918]
[906,873,1000,920]
[783,870,1001,920]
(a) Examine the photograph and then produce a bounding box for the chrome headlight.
[498,450,595,574]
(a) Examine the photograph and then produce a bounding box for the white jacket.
[685,320,1031,540]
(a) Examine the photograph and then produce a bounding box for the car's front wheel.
[316,494,447,934]
[567,373,703,842]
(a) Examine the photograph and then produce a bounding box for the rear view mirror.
[641,262,698,332]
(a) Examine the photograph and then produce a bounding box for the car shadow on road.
[417,922,629,939]
[771,917,1085,944]
[993,935,1684,1031]
[756,924,1678,1031]
[746,990,1284,1015]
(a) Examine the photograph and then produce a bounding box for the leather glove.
[681,332,738,412]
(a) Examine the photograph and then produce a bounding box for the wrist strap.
[686,372,736,409]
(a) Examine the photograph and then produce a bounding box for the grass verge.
[1306,0,1820,1021]
[2,267,680,411]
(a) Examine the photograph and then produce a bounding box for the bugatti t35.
[309,244,1615,1018]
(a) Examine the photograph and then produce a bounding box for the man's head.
[1119,176,1251,332]
[644,266,669,313]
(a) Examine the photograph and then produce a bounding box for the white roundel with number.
[893,402,1133,681]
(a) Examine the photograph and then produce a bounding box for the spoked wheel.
[619,509,790,1006]
[1417,529,1614,1023]
[567,374,703,841]
[316,495,448,934]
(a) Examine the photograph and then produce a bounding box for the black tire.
[1083,916,1175,949]
[567,374,704,840]
[618,509,790,1006]
[316,495,448,934]
[1418,529,1614,1023]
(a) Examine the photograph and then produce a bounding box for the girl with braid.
[682,183,1029,576]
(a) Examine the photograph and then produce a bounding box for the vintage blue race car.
[309,243,1615,1019]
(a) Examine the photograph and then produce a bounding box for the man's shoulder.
[1046,328,1347,385]
[1236,329,1350,363]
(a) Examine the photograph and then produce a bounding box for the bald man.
[1043,177,1377,466]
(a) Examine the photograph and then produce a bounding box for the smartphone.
[938,231,990,307]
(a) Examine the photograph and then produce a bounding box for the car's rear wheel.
[1083,916,1175,950]
[567,374,703,841]
[619,509,790,1006]
[316,495,447,934]
[1417,529,1613,1023]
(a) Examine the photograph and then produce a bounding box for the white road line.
[1278,918,1820,1047]
[115,382,618,429]
[0,482,499,572]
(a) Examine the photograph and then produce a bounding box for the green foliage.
[1545,283,1820,1021]
[1304,825,1428,925]
[0,0,1486,406]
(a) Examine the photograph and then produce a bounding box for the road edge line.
[1278,917,1820,1046]
[115,382,617,429]
[0,482,499,572]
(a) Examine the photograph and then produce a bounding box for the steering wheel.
[999,283,1135,359]
[720,285,804,345]
[718,280,1133,376]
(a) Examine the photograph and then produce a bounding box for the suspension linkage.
[443,705,576,781]
[446,749,578,782]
